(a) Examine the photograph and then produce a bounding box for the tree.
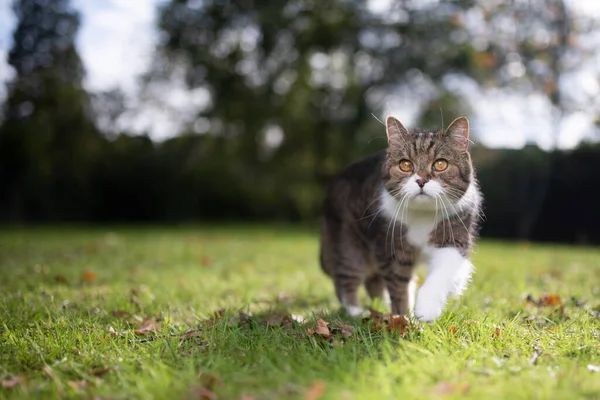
[0,0,101,221]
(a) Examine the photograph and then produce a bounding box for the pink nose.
[416,178,428,188]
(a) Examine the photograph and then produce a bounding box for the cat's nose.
[416,178,428,188]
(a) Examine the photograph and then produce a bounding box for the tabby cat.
[320,116,482,321]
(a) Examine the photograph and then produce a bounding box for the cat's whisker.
[371,112,385,126]
[439,196,457,247]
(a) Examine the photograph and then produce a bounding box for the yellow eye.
[399,160,414,172]
[433,159,448,172]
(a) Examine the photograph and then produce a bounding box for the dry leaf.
[449,325,457,334]
[67,380,88,391]
[495,327,503,337]
[199,373,221,389]
[90,367,111,377]
[192,386,218,400]
[541,294,561,307]
[111,310,132,319]
[587,364,600,372]
[387,315,410,335]
[134,318,161,335]
[304,380,327,400]
[201,256,213,266]
[180,329,203,341]
[1,376,25,389]
[432,382,470,395]
[82,271,97,282]
[315,318,330,337]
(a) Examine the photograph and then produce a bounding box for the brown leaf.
[304,380,327,400]
[1,376,25,389]
[82,271,97,282]
[330,324,354,338]
[192,386,218,400]
[315,318,330,338]
[307,328,315,335]
[432,382,471,395]
[111,310,132,319]
[541,294,561,307]
[134,318,161,335]
[90,367,111,377]
[67,380,88,391]
[495,327,503,337]
[200,256,213,266]
[387,315,410,335]
[199,373,221,390]
[449,325,457,334]
[180,329,203,340]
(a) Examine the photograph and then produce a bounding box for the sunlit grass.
[1,226,600,399]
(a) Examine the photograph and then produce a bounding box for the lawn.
[1,226,600,400]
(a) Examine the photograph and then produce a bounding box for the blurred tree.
[0,0,101,221]
[150,0,479,219]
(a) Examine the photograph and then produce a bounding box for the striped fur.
[320,116,482,320]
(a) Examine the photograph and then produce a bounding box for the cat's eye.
[433,159,449,172]
[399,160,414,172]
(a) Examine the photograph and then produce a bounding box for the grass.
[1,225,600,400]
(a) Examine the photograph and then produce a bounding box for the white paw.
[343,304,366,317]
[414,290,445,322]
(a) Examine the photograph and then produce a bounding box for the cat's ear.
[444,116,470,151]
[385,116,409,142]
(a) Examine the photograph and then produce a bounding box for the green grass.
[1,226,600,400]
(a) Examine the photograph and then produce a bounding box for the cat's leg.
[334,273,366,317]
[414,247,474,322]
[365,274,391,310]
[382,260,414,316]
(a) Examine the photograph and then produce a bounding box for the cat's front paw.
[414,290,445,322]
[342,304,367,318]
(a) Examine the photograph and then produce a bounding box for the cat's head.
[382,116,474,209]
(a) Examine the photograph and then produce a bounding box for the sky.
[0,0,599,148]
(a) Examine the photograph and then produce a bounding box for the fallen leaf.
[67,380,88,391]
[192,386,218,400]
[89,367,111,377]
[200,256,213,266]
[304,380,327,400]
[199,373,221,389]
[134,318,161,335]
[387,315,410,335]
[180,329,203,341]
[315,318,330,337]
[495,327,503,337]
[82,271,96,282]
[330,324,354,338]
[449,326,457,334]
[432,382,470,395]
[587,364,600,372]
[541,294,561,307]
[1,376,25,389]
[111,310,132,319]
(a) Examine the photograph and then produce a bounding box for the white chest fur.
[379,188,437,251]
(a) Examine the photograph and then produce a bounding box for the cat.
[319,115,482,322]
